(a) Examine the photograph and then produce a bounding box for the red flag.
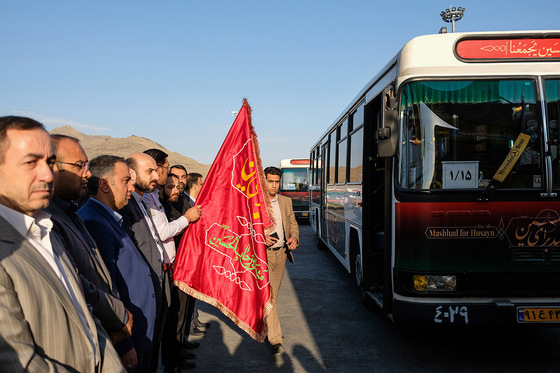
[174,99,273,341]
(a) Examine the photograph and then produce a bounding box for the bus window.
[397,79,541,190]
[546,79,560,189]
[337,139,347,184]
[280,168,308,191]
[329,134,336,185]
[349,127,364,183]
[353,104,364,127]
[339,119,348,140]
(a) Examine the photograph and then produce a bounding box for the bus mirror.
[377,108,398,157]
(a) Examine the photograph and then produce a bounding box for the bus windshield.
[397,79,545,190]
[280,168,309,192]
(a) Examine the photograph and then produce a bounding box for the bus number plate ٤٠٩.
[434,305,469,324]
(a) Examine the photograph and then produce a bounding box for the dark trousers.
[186,293,196,334]
[161,272,195,367]
[149,269,170,373]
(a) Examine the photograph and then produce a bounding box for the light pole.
[440,7,465,33]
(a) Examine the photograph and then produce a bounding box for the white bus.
[309,30,560,325]
[279,158,310,221]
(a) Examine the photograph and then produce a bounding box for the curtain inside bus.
[546,79,560,189]
[397,79,542,191]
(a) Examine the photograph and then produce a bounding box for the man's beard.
[135,177,155,194]
[163,191,178,203]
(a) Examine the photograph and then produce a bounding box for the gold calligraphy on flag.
[232,139,265,221]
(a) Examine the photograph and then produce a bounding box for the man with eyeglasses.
[144,148,170,188]
[45,134,136,368]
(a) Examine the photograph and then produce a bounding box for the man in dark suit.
[0,116,124,372]
[183,172,210,339]
[184,172,203,208]
[182,172,210,337]
[79,155,157,373]
[46,135,134,357]
[120,151,173,372]
[120,152,165,312]
[263,166,299,367]
[122,151,201,372]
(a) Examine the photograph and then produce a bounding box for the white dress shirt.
[142,190,189,264]
[269,195,285,249]
[0,203,99,364]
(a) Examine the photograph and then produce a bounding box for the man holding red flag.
[173,99,274,345]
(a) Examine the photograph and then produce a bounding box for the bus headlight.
[413,275,456,292]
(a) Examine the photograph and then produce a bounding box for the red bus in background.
[279,158,310,222]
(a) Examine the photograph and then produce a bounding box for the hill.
[49,126,211,176]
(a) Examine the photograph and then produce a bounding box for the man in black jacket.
[46,134,135,369]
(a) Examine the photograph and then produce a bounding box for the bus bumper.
[392,298,560,326]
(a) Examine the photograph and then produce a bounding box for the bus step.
[367,290,384,309]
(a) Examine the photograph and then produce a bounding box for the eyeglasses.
[58,161,89,171]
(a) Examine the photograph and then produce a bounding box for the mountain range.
[49,126,211,176]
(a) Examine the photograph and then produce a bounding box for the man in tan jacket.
[263,166,299,368]
[0,116,124,373]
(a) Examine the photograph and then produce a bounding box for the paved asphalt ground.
[159,223,560,373]
[166,222,366,372]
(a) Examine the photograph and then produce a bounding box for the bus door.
[320,142,329,242]
[363,89,391,301]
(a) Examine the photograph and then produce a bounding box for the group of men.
[0,115,300,372]
[0,116,208,373]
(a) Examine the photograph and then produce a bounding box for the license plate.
[517,307,560,323]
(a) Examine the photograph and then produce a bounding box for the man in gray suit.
[0,116,124,372]
[46,134,135,367]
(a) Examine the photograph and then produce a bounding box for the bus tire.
[355,254,376,311]
[351,232,375,311]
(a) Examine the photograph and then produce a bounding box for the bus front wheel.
[353,249,375,311]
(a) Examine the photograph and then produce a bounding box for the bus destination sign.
[456,37,560,60]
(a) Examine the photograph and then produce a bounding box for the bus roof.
[397,30,560,82]
[310,30,560,150]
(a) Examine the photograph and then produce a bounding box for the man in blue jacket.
[79,155,157,373]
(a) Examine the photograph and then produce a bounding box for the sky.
[1,0,558,168]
